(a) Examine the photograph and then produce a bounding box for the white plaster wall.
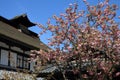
[1,49,8,65]
[11,46,23,53]
[25,51,31,55]
[0,41,9,48]
[10,52,17,67]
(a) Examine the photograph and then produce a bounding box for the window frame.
[17,54,23,69]
[0,46,30,70]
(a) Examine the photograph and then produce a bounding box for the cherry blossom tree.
[31,0,120,79]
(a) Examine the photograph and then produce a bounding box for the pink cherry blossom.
[32,0,120,79]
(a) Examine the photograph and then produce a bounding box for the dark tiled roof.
[40,65,57,73]
[37,65,58,77]
[10,14,35,27]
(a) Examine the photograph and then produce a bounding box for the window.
[23,57,29,69]
[17,55,23,68]
[17,55,30,69]
[1,49,9,65]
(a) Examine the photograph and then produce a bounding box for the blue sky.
[0,0,120,45]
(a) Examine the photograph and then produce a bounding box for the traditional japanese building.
[0,14,49,79]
